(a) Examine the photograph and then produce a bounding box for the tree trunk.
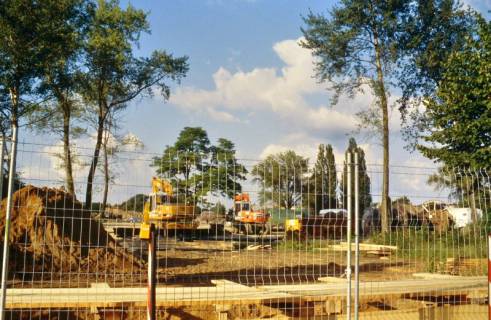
[101,131,110,214]
[85,113,105,209]
[62,105,75,197]
[373,32,390,234]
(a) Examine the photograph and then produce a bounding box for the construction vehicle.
[229,193,270,235]
[285,209,348,240]
[140,177,197,239]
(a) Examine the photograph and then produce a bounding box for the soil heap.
[0,186,142,282]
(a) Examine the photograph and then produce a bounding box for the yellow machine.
[140,177,197,239]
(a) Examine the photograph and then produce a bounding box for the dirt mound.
[0,186,142,281]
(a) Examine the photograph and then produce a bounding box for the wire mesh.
[0,140,489,319]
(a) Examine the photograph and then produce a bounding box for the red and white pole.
[147,224,156,320]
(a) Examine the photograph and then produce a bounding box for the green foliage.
[369,225,488,274]
[0,0,86,128]
[399,1,479,115]
[340,138,372,213]
[301,0,408,233]
[118,193,148,212]
[307,144,337,213]
[251,151,309,209]
[81,0,189,207]
[301,0,407,102]
[417,19,490,169]
[152,127,246,204]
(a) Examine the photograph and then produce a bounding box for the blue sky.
[18,0,490,203]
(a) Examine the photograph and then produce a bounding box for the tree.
[309,144,337,213]
[252,151,309,209]
[417,19,490,222]
[35,0,91,196]
[0,1,84,140]
[81,0,189,208]
[301,0,410,232]
[118,193,148,212]
[99,123,144,213]
[206,138,247,199]
[417,18,490,170]
[399,1,480,145]
[340,138,372,216]
[152,127,246,205]
[152,127,211,203]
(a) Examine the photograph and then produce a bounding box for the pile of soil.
[0,186,142,282]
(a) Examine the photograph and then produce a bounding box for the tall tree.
[206,138,247,199]
[252,151,309,210]
[81,0,189,208]
[417,18,490,170]
[152,127,246,205]
[309,144,337,213]
[399,1,480,146]
[152,127,210,203]
[0,1,83,139]
[35,0,91,196]
[417,19,490,222]
[340,138,372,217]
[301,0,409,232]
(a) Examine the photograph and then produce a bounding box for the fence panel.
[0,141,488,319]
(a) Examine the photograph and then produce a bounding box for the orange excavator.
[230,193,270,235]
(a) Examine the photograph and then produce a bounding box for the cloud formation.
[170,38,361,134]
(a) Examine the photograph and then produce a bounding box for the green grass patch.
[368,225,488,274]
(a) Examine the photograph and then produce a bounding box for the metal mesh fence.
[0,140,489,319]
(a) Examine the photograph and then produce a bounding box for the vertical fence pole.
[147,224,156,320]
[346,152,352,319]
[0,125,18,320]
[354,152,360,320]
[0,136,4,198]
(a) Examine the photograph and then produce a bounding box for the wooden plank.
[5,277,486,309]
[317,276,346,283]
[339,242,397,251]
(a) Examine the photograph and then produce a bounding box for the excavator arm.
[151,177,173,196]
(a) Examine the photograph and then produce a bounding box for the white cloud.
[170,38,361,135]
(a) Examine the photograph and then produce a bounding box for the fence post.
[346,152,352,319]
[0,125,18,320]
[147,224,156,320]
[354,152,360,319]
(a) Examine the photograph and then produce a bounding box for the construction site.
[0,140,488,320]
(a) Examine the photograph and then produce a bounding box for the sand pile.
[0,186,142,280]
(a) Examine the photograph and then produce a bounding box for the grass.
[368,224,488,274]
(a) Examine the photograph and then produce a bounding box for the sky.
[17,0,491,204]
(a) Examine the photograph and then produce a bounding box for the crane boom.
[151,177,173,196]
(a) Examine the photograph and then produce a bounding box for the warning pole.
[147,224,156,320]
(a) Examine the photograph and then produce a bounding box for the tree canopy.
[152,127,246,205]
[340,138,372,215]
[252,151,309,210]
[308,144,338,213]
[82,0,189,208]
[417,18,490,169]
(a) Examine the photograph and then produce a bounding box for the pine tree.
[340,138,372,216]
[310,144,337,214]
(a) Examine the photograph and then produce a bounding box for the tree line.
[151,127,372,216]
[0,0,189,210]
